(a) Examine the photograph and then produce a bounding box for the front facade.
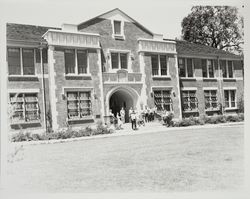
[6,8,244,132]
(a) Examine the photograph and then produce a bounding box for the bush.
[162,112,174,127]
[225,115,240,122]
[11,122,114,142]
[238,113,244,121]
[12,131,33,142]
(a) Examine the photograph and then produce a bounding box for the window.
[151,54,168,76]
[204,90,218,110]
[9,93,40,124]
[202,59,215,78]
[67,91,92,120]
[224,90,236,108]
[114,20,121,35]
[153,90,172,111]
[178,58,194,78]
[182,90,198,111]
[8,48,35,75]
[220,60,234,78]
[111,52,128,69]
[65,49,88,75]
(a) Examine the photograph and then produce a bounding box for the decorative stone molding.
[138,38,176,54]
[43,29,100,49]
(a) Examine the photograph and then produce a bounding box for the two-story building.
[6,8,244,132]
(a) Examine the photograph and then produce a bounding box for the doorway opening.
[109,90,134,123]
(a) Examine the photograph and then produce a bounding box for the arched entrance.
[107,86,139,123]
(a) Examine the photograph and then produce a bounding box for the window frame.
[204,90,219,111]
[202,59,215,78]
[7,47,36,76]
[110,51,129,70]
[9,92,40,124]
[178,57,195,78]
[181,90,199,112]
[153,89,173,112]
[66,91,93,120]
[151,54,169,77]
[64,49,89,76]
[224,89,237,109]
[112,20,125,40]
[221,60,234,79]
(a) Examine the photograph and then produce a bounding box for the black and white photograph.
[0,0,248,198]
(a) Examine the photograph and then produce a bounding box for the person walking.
[145,106,149,123]
[130,110,137,130]
[129,107,133,122]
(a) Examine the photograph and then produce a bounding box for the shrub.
[238,113,244,121]
[178,118,194,127]
[12,131,33,142]
[162,112,174,127]
[226,115,240,122]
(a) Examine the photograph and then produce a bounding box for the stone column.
[97,49,105,123]
[139,52,147,110]
[47,45,59,130]
[174,54,182,119]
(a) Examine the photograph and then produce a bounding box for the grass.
[6,125,244,192]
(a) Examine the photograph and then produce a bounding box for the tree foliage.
[181,6,243,54]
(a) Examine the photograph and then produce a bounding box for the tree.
[181,6,243,54]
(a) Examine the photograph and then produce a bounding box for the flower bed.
[164,113,244,127]
[11,122,115,142]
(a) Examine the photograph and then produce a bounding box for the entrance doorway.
[109,90,134,123]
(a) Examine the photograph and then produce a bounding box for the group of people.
[109,106,157,131]
[109,107,125,130]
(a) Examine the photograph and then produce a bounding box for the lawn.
[5,125,244,192]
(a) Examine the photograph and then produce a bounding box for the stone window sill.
[203,78,218,81]
[11,120,41,125]
[180,77,196,81]
[8,75,39,81]
[152,76,171,80]
[225,107,238,111]
[223,78,236,82]
[65,74,92,80]
[183,109,199,113]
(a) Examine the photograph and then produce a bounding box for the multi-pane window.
[151,55,168,76]
[153,90,172,111]
[8,48,35,75]
[182,91,198,111]
[178,58,194,78]
[9,93,40,123]
[111,52,128,69]
[67,91,92,120]
[224,90,236,108]
[204,90,218,110]
[114,20,121,35]
[220,60,234,78]
[202,59,215,78]
[65,49,88,75]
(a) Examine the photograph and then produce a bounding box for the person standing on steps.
[120,107,125,124]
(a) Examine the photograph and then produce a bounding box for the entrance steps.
[115,121,166,134]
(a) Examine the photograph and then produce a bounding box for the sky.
[0,0,245,39]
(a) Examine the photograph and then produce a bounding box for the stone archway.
[106,86,139,123]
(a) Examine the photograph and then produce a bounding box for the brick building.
[6,8,244,132]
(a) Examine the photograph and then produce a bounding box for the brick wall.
[143,53,181,119]
[52,48,102,129]
[179,57,244,117]
[7,55,48,131]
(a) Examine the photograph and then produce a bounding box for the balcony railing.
[103,71,142,83]
[42,29,100,49]
[138,38,176,54]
